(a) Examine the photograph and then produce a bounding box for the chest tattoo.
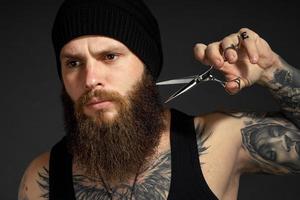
[37,151,172,200]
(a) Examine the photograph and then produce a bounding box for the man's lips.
[85,99,114,109]
[86,99,109,106]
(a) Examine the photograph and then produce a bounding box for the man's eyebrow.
[60,52,85,60]
[60,46,127,59]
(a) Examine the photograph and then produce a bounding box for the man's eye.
[105,53,118,61]
[66,60,80,68]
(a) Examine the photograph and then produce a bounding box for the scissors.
[156,66,228,103]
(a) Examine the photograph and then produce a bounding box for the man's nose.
[84,61,106,90]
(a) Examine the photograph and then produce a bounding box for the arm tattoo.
[195,122,210,165]
[266,58,300,128]
[241,114,300,174]
[217,59,300,174]
[37,167,50,199]
[68,152,171,199]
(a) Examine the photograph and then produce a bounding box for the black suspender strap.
[167,109,218,200]
[49,137,76,200]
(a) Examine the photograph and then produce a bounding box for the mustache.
[77,89,124,108]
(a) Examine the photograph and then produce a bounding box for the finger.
[194,43,210,66]
[224,75,249,95]
[221,33,240,64]
[205,42,225,68]
[238,28,259,64]
[225,80,240,95]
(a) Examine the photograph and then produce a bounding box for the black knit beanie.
[52,0,163,80]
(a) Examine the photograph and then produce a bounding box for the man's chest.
[71,150,239,200]
[70,136,241,200]
[72,151,172,199]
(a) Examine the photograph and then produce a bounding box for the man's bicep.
[240,111,300,174]
[18,152,50,200]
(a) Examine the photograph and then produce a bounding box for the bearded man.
[19,0,300,199]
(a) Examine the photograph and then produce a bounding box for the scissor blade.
[164,79,198,103]
[156,76,196,85]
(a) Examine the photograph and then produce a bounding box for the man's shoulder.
[194,110,247,129]
[193,110,249,149]
[18,152,50,200]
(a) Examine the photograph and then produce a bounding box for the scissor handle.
[198,66,227,88]
[209,75,227,87]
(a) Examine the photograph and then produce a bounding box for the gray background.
[1,0,299,199]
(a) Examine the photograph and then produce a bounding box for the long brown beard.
[61,71,165,182]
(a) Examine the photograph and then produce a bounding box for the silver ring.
[223,43,240,62]
[232,77,241,90]
[223,43,239,52]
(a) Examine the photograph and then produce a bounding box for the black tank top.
[49,109,218,200]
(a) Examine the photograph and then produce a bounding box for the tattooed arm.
[240,59,300,174]
[238,112,300,174]
[261,58,300,128]
[18,152,50,200]
[194,28,300,174]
